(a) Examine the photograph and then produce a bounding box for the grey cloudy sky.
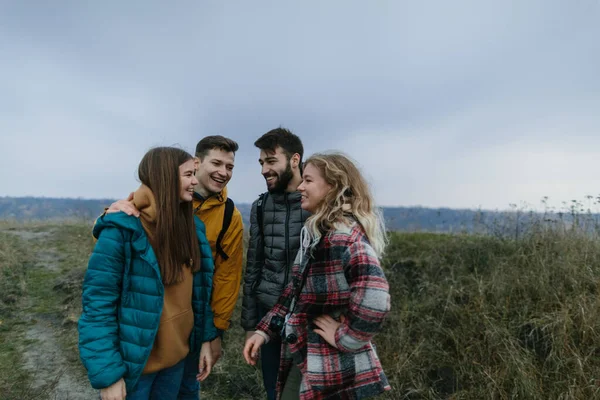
[1,1,599,210]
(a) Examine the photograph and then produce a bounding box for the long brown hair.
[138,147,200,285]
[303,152,387,258]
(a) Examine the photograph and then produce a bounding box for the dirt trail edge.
[5,227,97,400]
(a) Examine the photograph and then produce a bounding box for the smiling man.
[175,136,245,399]
[191,136,244,337]
[241,127,310,400]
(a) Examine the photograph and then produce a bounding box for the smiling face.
[259,146,295,193]
[297,163,332,213]
[195,148,235,197]
[179,158,199,202]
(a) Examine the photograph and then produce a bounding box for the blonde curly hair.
[302,152,387,258]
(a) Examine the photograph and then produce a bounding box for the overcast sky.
[1,1,599,210]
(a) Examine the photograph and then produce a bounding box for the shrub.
[379,226,600,399]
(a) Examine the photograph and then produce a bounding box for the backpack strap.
[256,192,268,242]
[216,198,235,260]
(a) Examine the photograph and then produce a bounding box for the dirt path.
[22,317,96,400]
[3,227,97,399]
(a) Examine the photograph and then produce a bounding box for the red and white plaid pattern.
[257,222,391,399]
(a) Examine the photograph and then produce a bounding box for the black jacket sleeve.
[241,199,263,330]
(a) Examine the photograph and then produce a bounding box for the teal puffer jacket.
[78,212,217,392]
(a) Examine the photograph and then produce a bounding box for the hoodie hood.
[93,212,142,240]
[93,184,156,242]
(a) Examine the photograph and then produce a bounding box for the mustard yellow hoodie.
[132,185,195,374]
[193,187,244,331]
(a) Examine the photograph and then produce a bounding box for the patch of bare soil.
[3,229,53,241]
[12,226,97,399]
[22,317,97,400]
[33,251,62,271]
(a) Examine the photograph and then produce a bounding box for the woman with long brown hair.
[79,147,217,400]
[244,152,391,399]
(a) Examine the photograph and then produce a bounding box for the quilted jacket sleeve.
[78,227,128,389]
[202,273,218,343]
[241,199,262,330]
[195,217,218,343]
[334,239,391,352]
[202,276,218,343]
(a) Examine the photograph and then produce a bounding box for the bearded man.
[241,127,310,400]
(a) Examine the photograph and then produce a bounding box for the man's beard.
[268,162,294,193]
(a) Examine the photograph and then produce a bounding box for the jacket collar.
[268,190,302,203]
[193,187,228,212]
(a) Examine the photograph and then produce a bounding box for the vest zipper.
[284,192,291,287]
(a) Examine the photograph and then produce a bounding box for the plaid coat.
[256,222,391,399]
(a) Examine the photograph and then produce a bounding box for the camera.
[269,315,298,344]
[269,315,285,336]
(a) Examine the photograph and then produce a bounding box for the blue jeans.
[127,359,186,400]
[178,351,200,399]
[258,305,282,400]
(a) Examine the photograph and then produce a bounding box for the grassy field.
[2,219,600,399]
[0,221,96,400]
[0,225,31,398]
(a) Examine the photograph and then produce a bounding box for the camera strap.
[287,251,312,316]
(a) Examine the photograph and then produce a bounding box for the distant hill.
[0,196,510,233]
[0,197,114,221]
[3,196,592,235]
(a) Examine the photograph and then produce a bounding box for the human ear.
[291,153,300,168]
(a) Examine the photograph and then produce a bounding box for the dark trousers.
[127,359,186,400]
[280,360,302,400]
[258,305,282,400]
[177,351,200,399]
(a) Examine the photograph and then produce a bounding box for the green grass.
[0,230,34,398]
[0,222,95,399]
[379,228,600,399]
[41,222,96,369]
[4,219,600,399]
[201,298,267,399]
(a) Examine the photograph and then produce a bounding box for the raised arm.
[106,192,139,217]
[91,193,137,242]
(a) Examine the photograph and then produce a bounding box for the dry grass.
[0,227,38,399]
[0,221,94,400]
[4,218,600,399]
[378,227,600,399]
